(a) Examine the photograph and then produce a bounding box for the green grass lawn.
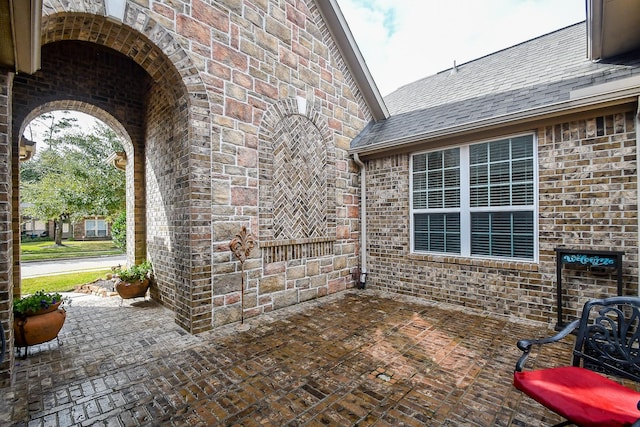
[20,269,112,295]
[21,240,123,261]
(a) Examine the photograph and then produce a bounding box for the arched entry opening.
[19,103,137,262]
[12,40,151,298]
[4,6,213,378]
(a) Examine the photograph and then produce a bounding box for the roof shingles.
[351,22,640,152]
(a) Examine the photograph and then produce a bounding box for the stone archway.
[11,40,151,300]
[33,5,214,334]
[0,0,375,389]
[1,1,214,385]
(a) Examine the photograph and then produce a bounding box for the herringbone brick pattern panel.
[273,115,327,240]
[258,97,338,263]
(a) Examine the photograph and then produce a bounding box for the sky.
[25,111,101,146]
[27,1,587,141]
[335,0,587,96]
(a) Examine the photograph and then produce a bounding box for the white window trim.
[85,218,107,237]
[410,133,539,263]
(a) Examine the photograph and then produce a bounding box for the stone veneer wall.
[365,111,638,325]
[1,0,369,348]
[0,0,370,387]
[209,1,366,326]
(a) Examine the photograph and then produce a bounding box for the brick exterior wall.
[145,82,187,320]
[0,0,637,390]
[206,2,366,326]
[0,71,14,388]
[365,110,638,325]
[0,0,370,386]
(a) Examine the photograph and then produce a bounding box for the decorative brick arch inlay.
[259,97,336,263]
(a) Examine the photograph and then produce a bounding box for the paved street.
[21,255,126,278]
[0,290,589,426]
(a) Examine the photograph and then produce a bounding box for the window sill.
[407,253,539,272]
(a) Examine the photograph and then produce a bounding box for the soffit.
[0,1,14,69]
[589,0,640,60]
[0,0,42,74]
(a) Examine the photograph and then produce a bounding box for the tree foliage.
[20,113,126,245]
[111,211,127,251]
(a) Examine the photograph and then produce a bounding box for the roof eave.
[314,0,389,121]
[587,0,640,61]
[350,88,640,157]
[0,0,42,74]
[587,0,602,61]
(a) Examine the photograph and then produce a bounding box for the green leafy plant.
[13,290,65,316]
[111,211,126,251]
[113,260,152,282]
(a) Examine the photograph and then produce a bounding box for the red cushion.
[514,366,640,427]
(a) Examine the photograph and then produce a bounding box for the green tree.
[111,210,127,251]
[25,111,77,144]
[21,115,126,246]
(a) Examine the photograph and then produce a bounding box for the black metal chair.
[514,296,640,427]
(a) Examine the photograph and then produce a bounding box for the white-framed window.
[411,134,537,261]
[85,219,107,237]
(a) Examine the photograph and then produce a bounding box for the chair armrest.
[515,319,580,372]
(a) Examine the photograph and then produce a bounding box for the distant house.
[21,213,112,241]
[350,17,640,323]
[21,216,48,238]
[71,216,112,240]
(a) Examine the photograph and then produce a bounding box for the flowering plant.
[13,290,66,316]
[113,260,153,282]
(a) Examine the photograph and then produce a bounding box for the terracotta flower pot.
[115,278,150,299]
[23,301,62,317]
[14,308,66,348]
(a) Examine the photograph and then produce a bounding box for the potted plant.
[113,260,153,300]
[13,290,68,356]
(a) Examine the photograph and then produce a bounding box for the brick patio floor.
[0,290,579,426]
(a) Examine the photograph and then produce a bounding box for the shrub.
[111,211,126,251]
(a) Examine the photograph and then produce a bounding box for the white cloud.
[337,0,586,95]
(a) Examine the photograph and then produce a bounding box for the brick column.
[0,71,14,387]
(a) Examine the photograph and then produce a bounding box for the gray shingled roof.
[351,22,640,152]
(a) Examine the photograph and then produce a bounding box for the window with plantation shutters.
[412,149,461,253]
[411,134,537,261]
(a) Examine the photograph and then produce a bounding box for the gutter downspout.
[353,153,367,288]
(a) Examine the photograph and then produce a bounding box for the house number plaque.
[554,248,624,329]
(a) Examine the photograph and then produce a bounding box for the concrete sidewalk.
[21,255,126,278]
[0,290,589,426]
